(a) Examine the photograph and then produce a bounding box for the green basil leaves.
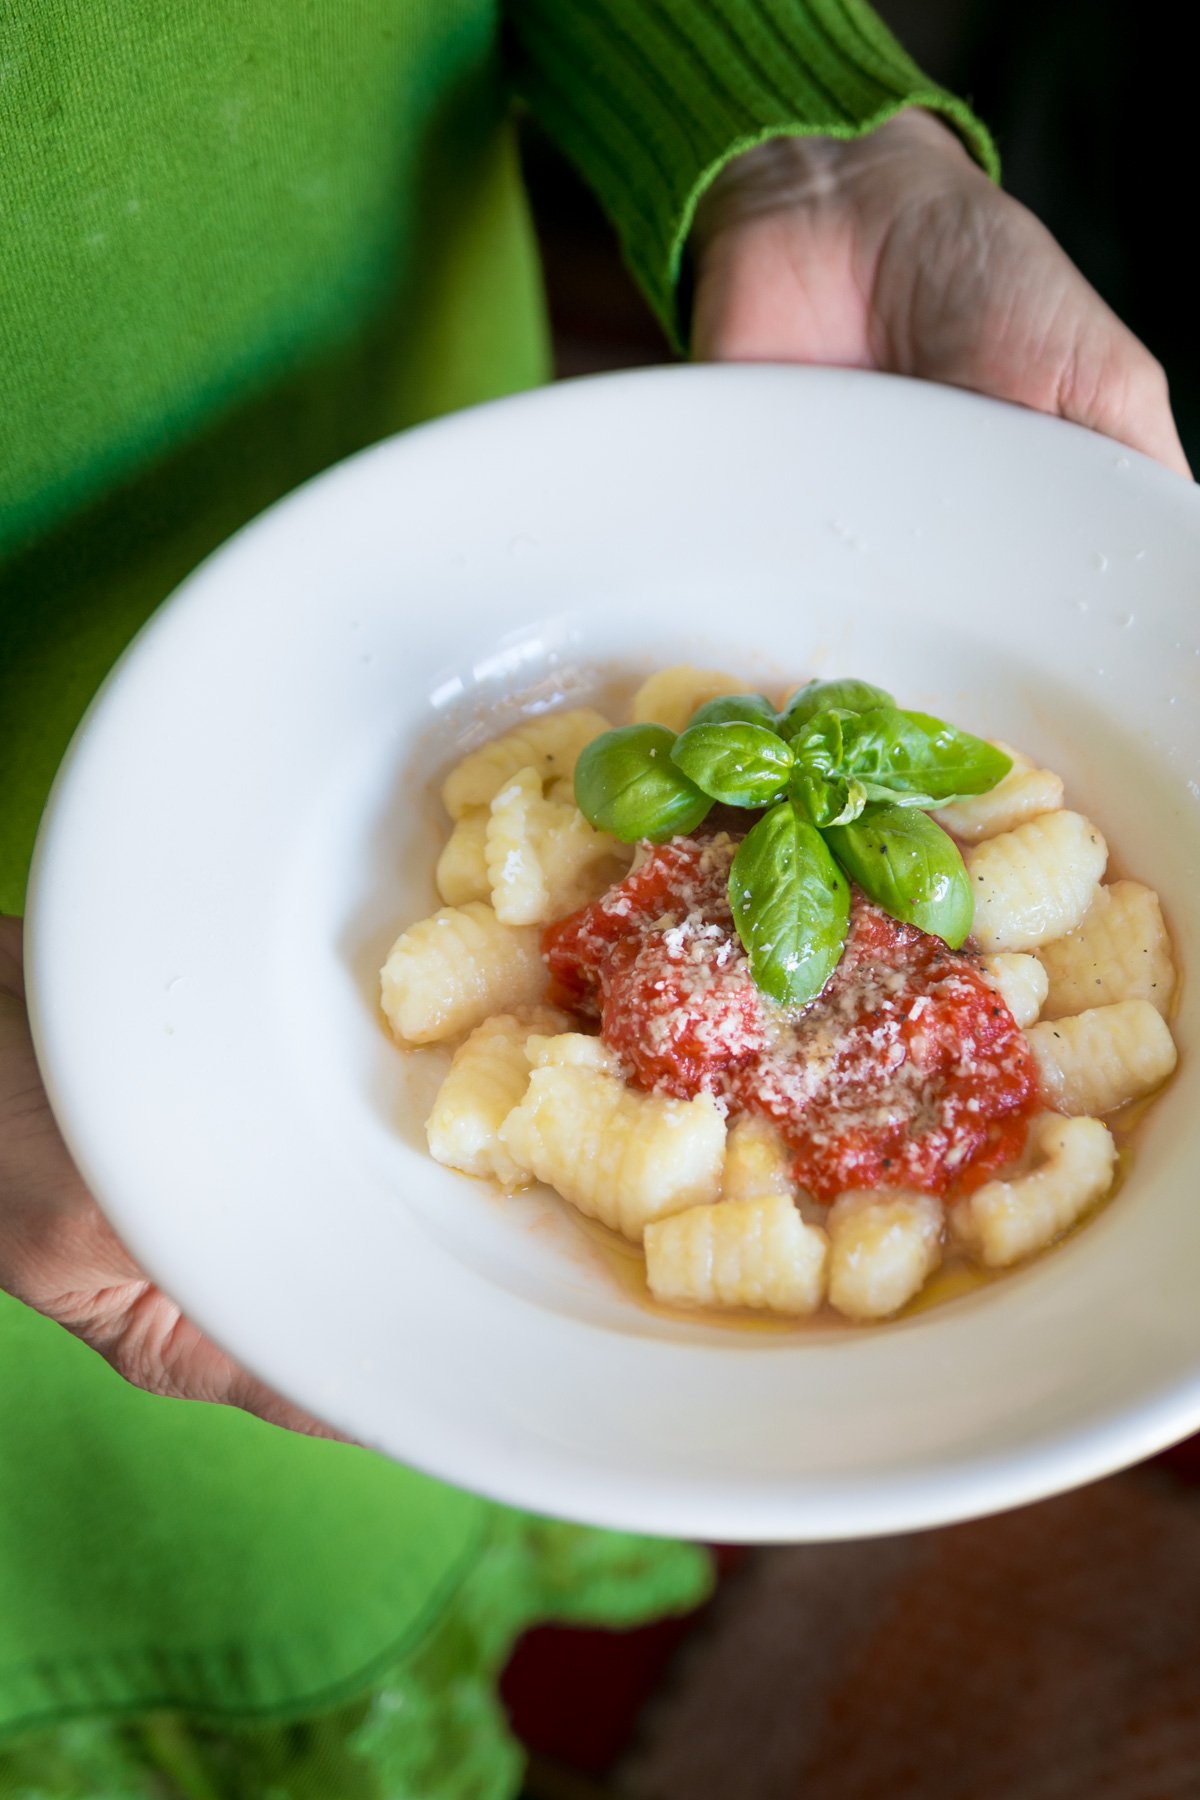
[573,724,712,843]
[574,677,1012,1006]
[672,721,794,808]
[730,804,850,1006]
[837,708,1011,804]
[824,804,974,948]
[686,692,779,730]
[777,677,894,741]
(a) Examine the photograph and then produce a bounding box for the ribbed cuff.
[506,0,999,351]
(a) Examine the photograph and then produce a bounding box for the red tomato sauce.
[542,834,1042,1205]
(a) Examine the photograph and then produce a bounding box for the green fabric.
[0,1298,488,1735]
[507,0,999,348]
[0,1310,708,1788]
[0,0,990,1788]
[0,0,550,915]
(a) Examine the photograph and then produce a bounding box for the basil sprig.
[574,680,1011,1007]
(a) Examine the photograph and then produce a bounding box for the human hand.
[0,915,333,1434]
[691,108,1190,477]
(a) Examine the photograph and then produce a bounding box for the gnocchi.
[442,708,612,818]
[933,743,1063,841]
[380,671,1177,1327]
[485,765,629,926]
[380,902,546,1044]
[630,665,745,734]
[499,1063,726,1241]
[951,1115,1117,1267]
[645,1194,828,1314]
[435,809,490,906]
[1026,1000,1178,1117]
[426,1006,571,1186]
[827,1191,943,1321]
[980,952,1049,1028]
[1036,881,1175,1019]
[965,811,1107,952]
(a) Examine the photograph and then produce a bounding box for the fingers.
[2,923,349,1442]
[1053,331,1191,479]
[104,1283,351,1440]
[876,176,1192,479]
[225,1365,353,1441]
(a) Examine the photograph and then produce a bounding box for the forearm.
[504,0,995,347]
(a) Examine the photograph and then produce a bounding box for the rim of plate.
[24,364,1200,1541]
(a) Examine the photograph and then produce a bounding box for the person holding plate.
[0,0,1188,1792]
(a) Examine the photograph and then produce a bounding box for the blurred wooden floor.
[516,1460,1200,1800]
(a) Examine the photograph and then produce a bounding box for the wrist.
[692,109,973,256]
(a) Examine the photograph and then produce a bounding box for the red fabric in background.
[500,1547,742,1774]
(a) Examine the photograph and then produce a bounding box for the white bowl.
[26,366,1200,1541]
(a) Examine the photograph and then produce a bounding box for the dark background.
[521,0,1199,462]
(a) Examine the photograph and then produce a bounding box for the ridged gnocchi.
[499,1063,726,1241]
[526,1031,624,1075]
[442,707,611,818]
[380,686,1178,1329]
[380,902,546,1044]
[435,809,490,905]
[1026,1000,1177,1117]
[630,665,745,734]
[980,952,1049,1028]
[965,810,1107,952]
[1036,881,1175,1019]
[426,1007,571,1186]
[645,1194,828,1314]
[485,765,629,925]
[827,1191,944,1321]
[951,1114,1116,1267]
[934,742,1063,841]
[721,1115,795,1202]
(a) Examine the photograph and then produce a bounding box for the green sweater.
[0,3,992,1789]
[0,0,994,912]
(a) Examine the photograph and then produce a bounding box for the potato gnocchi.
[380,666,1178,1326]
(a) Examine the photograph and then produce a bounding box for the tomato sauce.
[542,833,1042,1205]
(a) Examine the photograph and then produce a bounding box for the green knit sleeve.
[504,0,998,349]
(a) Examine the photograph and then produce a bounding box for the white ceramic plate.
[27,366,1200,1542]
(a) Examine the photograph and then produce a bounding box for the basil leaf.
[824,778,869,827]
[788,710,844,777]
[671,722,793,807]
[824,804,973,947]
[854,778,940,809]
[790,769,872,830]
[789,767,838,828]
[729,801,850,1007]
[840,708,1012,802]
[574,724,712,843]
[687,692,779,731]
[787,714,865,826]
[777,677,894,741]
